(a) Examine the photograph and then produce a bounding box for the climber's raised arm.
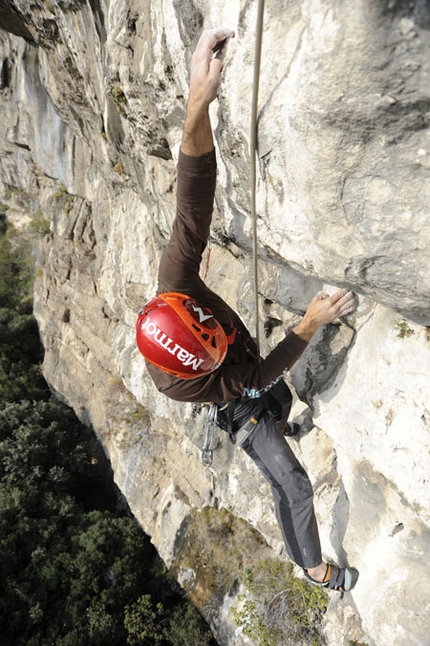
[181,27,235,156]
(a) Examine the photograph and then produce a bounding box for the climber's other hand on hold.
[293,289,357,342]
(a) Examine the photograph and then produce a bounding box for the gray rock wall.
[1,1,430,645]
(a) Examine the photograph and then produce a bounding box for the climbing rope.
[250,0,265,355]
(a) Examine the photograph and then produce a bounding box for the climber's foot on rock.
[304,562,359,592]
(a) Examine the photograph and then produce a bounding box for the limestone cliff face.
[1,2,430,645]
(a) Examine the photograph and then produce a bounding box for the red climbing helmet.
[136,292,228,379]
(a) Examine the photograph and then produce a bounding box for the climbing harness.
[195,376,294,467]
[250,0,265,355]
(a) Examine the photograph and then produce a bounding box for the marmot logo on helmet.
[141,315,205,371]
[191,304,213,323]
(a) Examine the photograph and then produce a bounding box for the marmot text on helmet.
[139,314,204,372]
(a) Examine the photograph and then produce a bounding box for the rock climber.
[136,27,358,592]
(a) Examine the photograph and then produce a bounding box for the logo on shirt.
[141,315,204,372]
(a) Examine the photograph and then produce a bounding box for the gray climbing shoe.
[304,563,359,592]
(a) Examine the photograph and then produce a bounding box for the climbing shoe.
[283,421,301,437]
[303,563,359,592]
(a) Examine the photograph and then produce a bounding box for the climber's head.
[136,292,228,379]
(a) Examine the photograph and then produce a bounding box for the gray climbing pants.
[239,412,322,569]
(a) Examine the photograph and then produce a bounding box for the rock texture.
[1,1,430,645]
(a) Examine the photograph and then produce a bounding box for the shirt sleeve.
[157,149,217,294]
[147,329,308,403]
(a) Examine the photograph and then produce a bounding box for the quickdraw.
[192,400,237,467]
[201,403,219,466]
[192,402,220,466]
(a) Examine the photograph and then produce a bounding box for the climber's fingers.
[189,28,235,106]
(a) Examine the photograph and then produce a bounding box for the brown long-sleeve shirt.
[146,149,308,404]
